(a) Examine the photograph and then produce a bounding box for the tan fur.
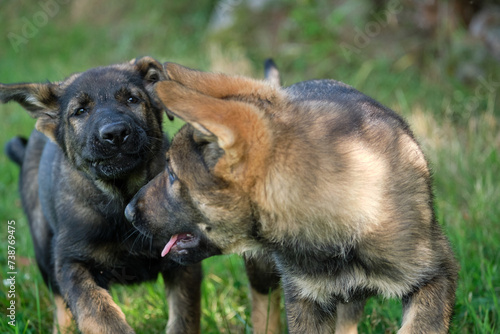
[53,295,74,334]
[128,63,458,333]
[250,288,282,334]
[164,62,282,103]
[335,301,365,334]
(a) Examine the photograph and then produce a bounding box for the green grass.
[1,1,498,333]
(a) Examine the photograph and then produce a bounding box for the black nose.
[99,122,131,146]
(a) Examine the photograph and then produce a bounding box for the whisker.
[121,228,139,245]
[130,230,142,250]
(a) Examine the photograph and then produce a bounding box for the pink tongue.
[161,234,179,257]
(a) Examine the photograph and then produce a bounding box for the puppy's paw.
[75,288,135,334]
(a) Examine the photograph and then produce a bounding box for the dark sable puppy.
[126,63,459,334]
[1,58,202,334]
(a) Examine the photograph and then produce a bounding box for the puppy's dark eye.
[127,96,140,104]
[74,107,87,116]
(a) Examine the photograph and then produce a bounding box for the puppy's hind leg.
[399,272,457,334]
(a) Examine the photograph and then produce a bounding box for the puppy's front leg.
[57,261,135,334]
[282,281,336,334]
[162,263,202,334]
[244,254,282,334]
[335,300,366,334]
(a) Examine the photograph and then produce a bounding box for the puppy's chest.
[77,200,168,284]
[87,238,166,286]
[276,251,376,304]
[87,223,159,262]
[274,244,413,304]
[90,257,164,287]
[83,215,163,264]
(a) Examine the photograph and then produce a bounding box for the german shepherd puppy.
[125,62,459,333]
[1,57,203,334]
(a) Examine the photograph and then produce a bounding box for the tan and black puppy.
[1,58,202,334]
[126,63,459,333]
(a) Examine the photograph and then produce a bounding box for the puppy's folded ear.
[156,80,271,181]
[0,82,60,141]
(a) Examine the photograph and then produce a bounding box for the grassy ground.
[0,1,498,333]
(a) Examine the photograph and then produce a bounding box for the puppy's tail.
[5,136,27,166]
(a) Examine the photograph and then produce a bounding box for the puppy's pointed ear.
[133,56,167,86]
[156,81,271,180]
[132,56,174,120]
[0,82,60,141]
[264,58,281,87]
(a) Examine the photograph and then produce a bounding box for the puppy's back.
[260,79,431,243]
[286,79,408,131]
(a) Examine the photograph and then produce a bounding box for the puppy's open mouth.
[161,233,200,257]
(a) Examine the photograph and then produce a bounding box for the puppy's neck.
[93,169,149,202]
